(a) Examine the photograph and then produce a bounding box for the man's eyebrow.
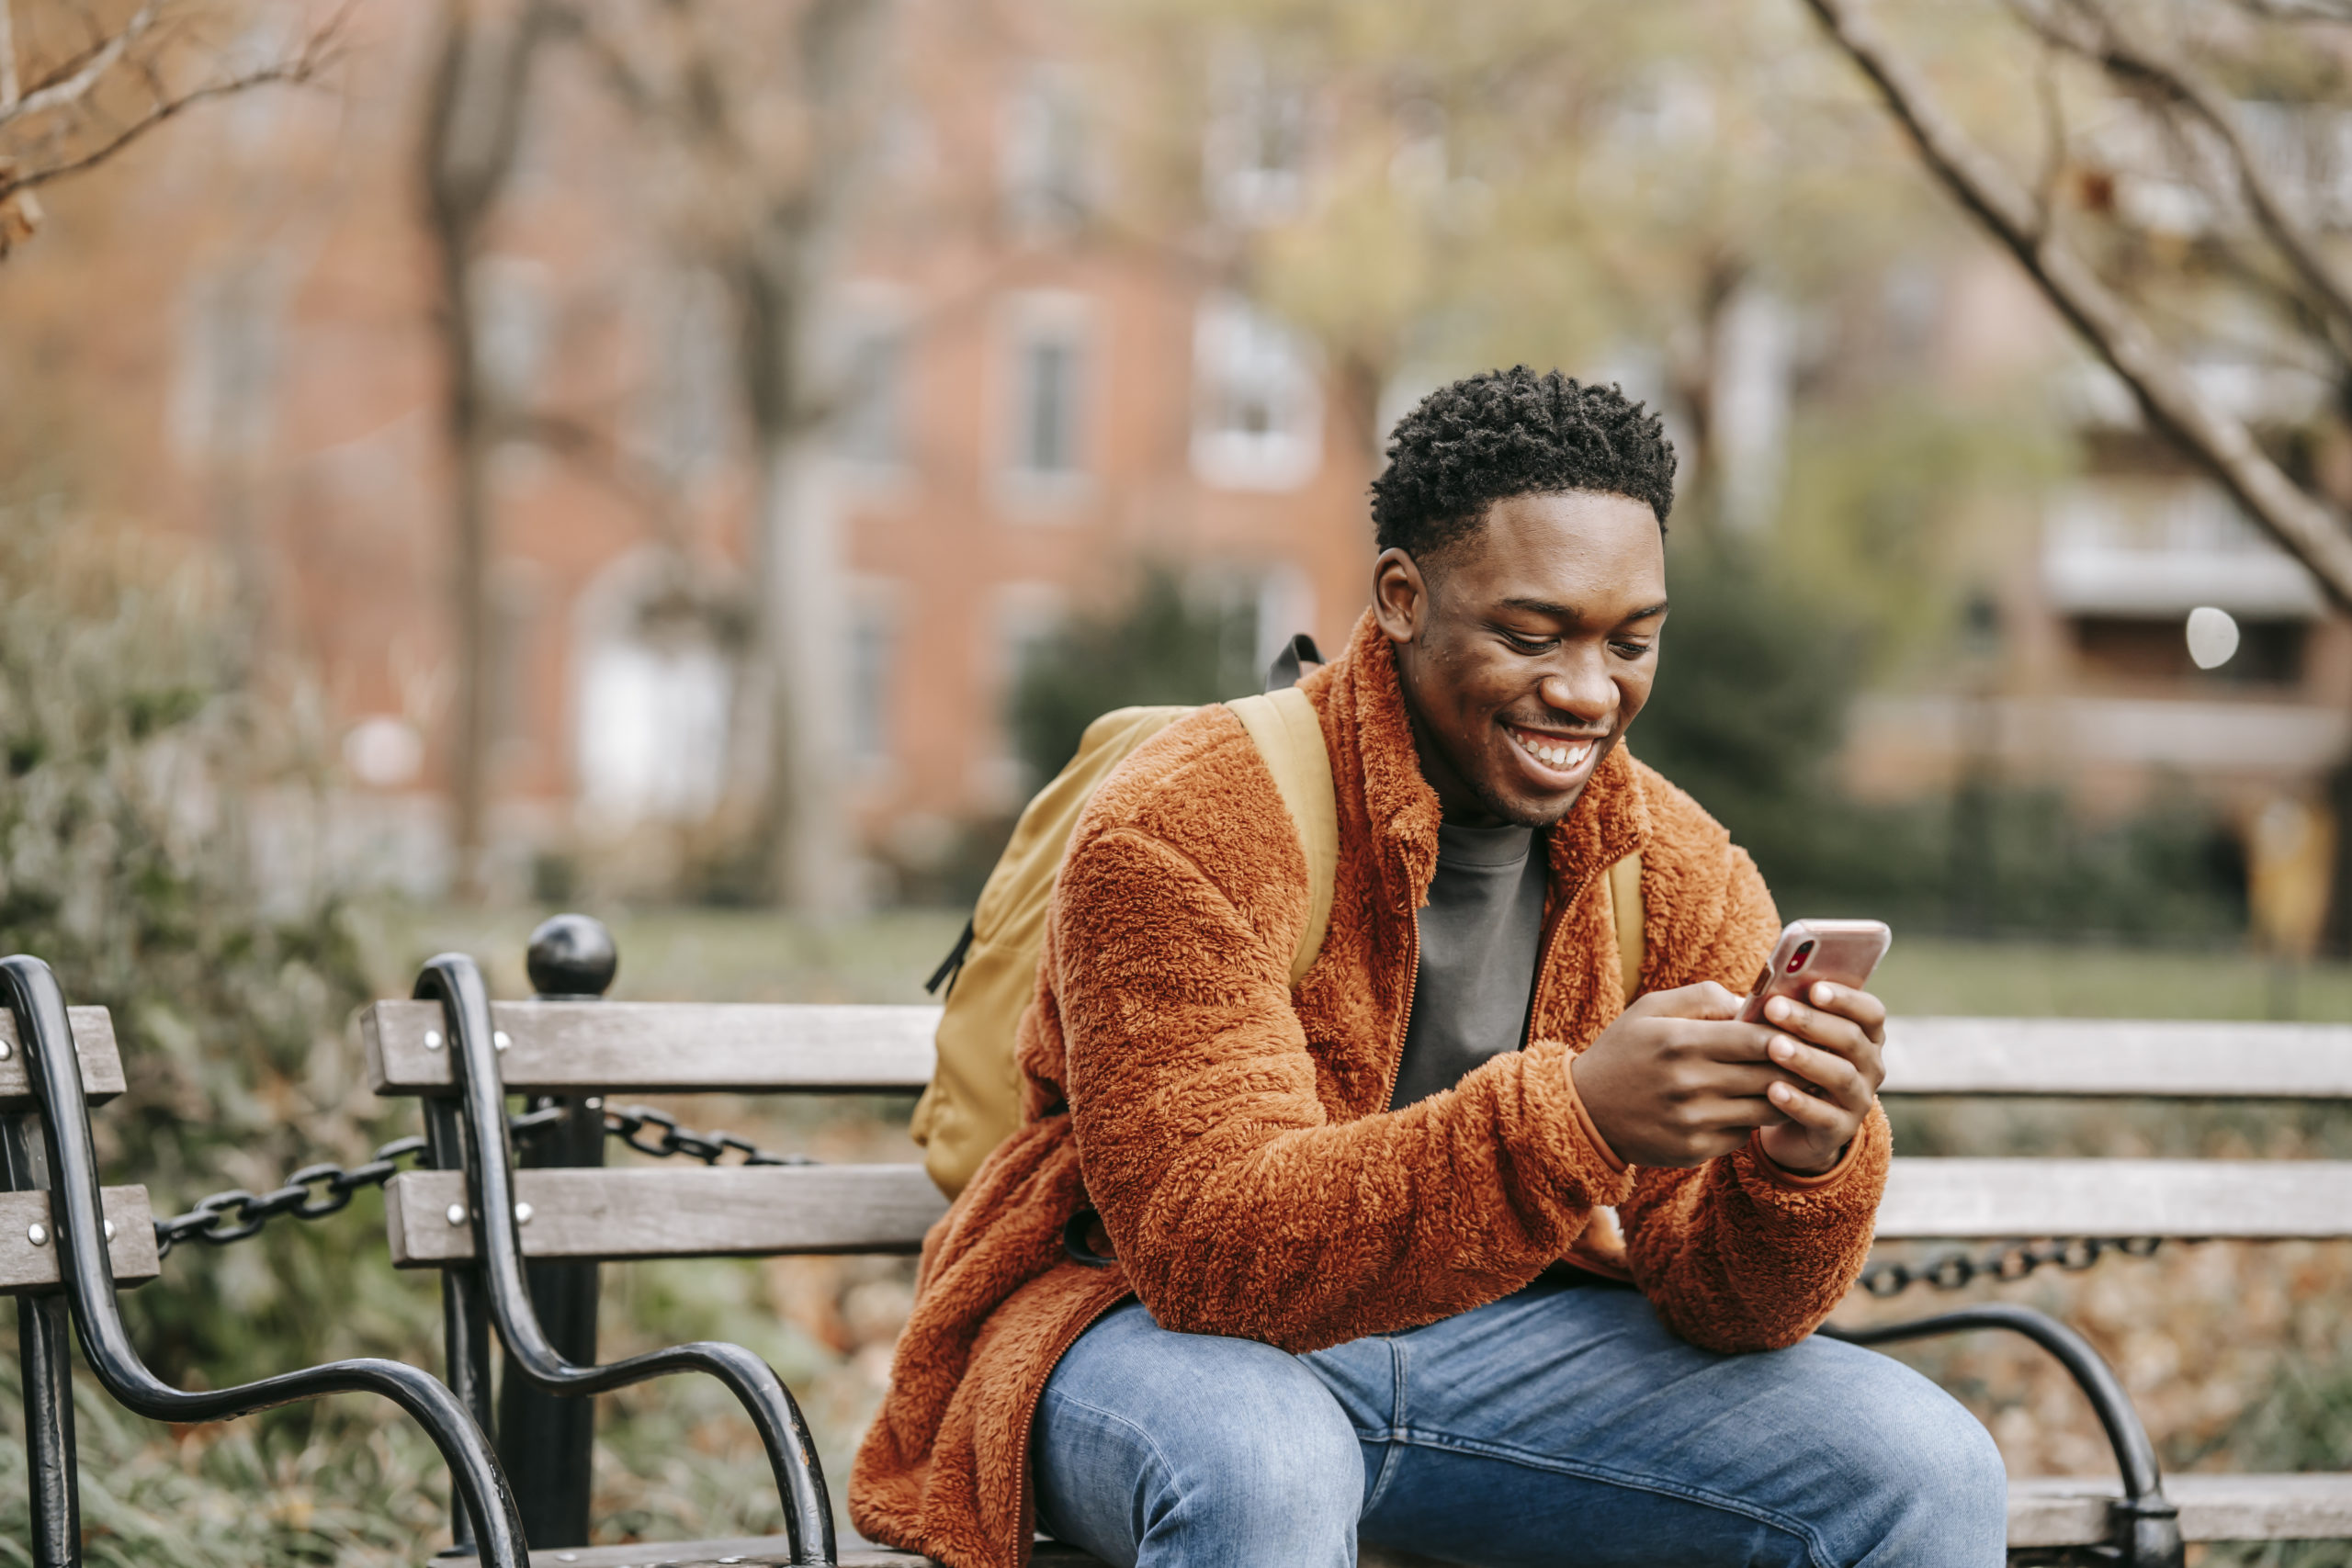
[1495,597,1670,622]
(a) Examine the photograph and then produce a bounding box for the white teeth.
[1514,731,1591,772]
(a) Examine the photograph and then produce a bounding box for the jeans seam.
[1385,1427,1830,1568]
[1037,1385,1184,1545]
[1353,1339,1410,1517]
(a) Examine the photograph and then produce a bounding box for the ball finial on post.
[526,914,617,998]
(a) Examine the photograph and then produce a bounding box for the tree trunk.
[421,0,550,900]
[751,428,853,913]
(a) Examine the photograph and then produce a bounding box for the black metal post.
[5,1111,79,1568]
[495,914,616,1548]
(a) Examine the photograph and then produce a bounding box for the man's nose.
[1537,656,1616,725]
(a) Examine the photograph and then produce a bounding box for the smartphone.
[1736,919,1892,1024]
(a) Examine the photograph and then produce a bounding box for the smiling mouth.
[1504,723,1606,781]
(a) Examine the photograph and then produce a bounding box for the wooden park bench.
[7,916,2350,1568]
[0,954,537,1568]
[355,916,2352,1568]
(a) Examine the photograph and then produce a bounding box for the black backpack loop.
[1263,632,1325,693]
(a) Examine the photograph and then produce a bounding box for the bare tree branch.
[2051,0,2352,349]
[0,2,346,224]
[0,3,152,131]
[2223,0,2352,23]
[1805,0,2352,611]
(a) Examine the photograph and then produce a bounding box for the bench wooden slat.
[0,1006,125,1111]
[383,1166,950,1266]
[1883,1018,2352,1098]
[363,1000,941,1096]
[0,1186,159,1293]
[425,1472,2352,1562]
[1878,1158,2352,1239]
[2010,1473,2352,1544]
[366,1001,2352,1101]
[384,1156,2352,1267]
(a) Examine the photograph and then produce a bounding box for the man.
[854,369,2007,1568]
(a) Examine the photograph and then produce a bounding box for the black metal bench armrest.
[0,955,528,1568]
[1824,1303,2183,1568]
[416,953,837,1568]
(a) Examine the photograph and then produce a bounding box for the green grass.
[367,900,2352,1022]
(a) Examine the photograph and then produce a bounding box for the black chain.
[153,1104,812,1259]
[600,1103,814,1168]
[153,1134,433,1258]
[1858,1235,2166,1298]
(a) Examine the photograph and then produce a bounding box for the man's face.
[1372,491,1668,829]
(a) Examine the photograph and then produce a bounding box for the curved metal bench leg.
[1825,1303,2183,1568]
[0,954,529,1568]
[419,952,839,1566]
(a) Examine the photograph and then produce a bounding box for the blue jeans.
[1033,1282,2007,1568]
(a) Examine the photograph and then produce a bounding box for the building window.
[1191,294,1322,492]
[1001,66,1091,235]
[646,268,733,484]
[999,294,1093,492]
[576,628,733,825]
[1018,335,1081,474]
[846,593,895,765]
[836,323,908,468]
[2071,615,2309,689]
[1204,44,1307,226]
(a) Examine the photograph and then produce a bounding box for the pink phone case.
[1736,919,1892,1024]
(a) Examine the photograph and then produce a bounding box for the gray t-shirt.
[1387,820,1550,1110]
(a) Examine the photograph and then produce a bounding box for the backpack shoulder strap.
[1227,686,1337,986]
[1606,851,1645,1001]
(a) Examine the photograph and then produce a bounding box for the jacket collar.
[1323,609,1653,906]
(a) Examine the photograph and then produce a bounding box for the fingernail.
[1813,983,1837,1005]
[1770,1037,1794,1061]
[1766,997,1789,1021]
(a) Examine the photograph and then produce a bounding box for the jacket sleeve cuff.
[1565,1055,1628,1174]
[1742,1111,1873,1190]
[1526,1039,1634,1203]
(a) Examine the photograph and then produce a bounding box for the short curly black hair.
[1368,367,1677,561]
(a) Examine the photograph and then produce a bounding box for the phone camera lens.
[1787,941,1815,974]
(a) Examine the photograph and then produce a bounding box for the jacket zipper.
[1375,883,1420,1111]
[1005,1283,1128,1567]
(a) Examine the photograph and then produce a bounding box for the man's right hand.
[1566,983,1802,1168]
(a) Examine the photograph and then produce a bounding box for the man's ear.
[1372,547,1430,644]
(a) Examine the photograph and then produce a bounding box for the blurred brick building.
[17,0,1374,901]
[10,0,2347,918]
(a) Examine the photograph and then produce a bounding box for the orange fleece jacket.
[851,612,1889,1568]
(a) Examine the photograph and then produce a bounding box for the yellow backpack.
[910,642,1646,1201]
[911,678,1339,1198]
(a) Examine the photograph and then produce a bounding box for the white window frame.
[1190,293,1323,493]
[995,290,1097,513]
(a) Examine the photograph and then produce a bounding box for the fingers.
[1766,1077,1847,1132]
[1761,993,1885,1089]
[1764,1033,1868,1109]
[1810,981,1887,1045]
[1634,981,1744,1022]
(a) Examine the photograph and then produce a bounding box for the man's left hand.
[1752,981,1886,1176]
